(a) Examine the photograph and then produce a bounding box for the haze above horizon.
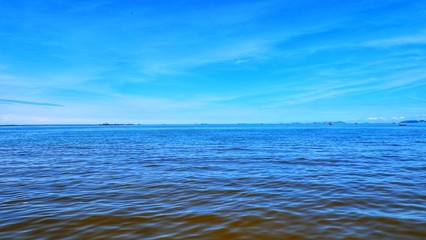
[1,0,425,124]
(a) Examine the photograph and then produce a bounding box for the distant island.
[1,121,425,127]
[400,120,426,124]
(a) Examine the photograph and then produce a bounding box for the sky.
[1,0,426,124]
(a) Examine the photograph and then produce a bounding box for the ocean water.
[0,124,425,239]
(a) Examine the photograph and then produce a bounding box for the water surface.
[1,124,425,239]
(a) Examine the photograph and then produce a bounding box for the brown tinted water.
[1,124,425,239]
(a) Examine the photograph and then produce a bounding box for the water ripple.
[0,125,425,239]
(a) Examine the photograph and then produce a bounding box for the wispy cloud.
[0,98,63,107]
[270,69,426,106]
[407,96,426,102]
[1,0,425,123]
[365,34,426,47]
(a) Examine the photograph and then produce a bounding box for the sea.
[0,124,425,239]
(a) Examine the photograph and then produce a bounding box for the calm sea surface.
[0,124,425,239]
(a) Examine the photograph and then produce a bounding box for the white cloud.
[391,116,405,120]
[368,117,387,121]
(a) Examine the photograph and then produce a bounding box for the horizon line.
[0,121,417,127]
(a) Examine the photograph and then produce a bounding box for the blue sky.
[1,0,425,124]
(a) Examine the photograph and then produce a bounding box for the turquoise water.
[0,124,425,239]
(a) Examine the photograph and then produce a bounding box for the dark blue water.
[1,124,425,239]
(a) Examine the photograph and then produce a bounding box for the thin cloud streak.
[0,99,63,107]
[407,96,426,103]
[275,70,426,106]
[365,34,426,47]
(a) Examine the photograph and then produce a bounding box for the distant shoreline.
[1,121,425,127]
